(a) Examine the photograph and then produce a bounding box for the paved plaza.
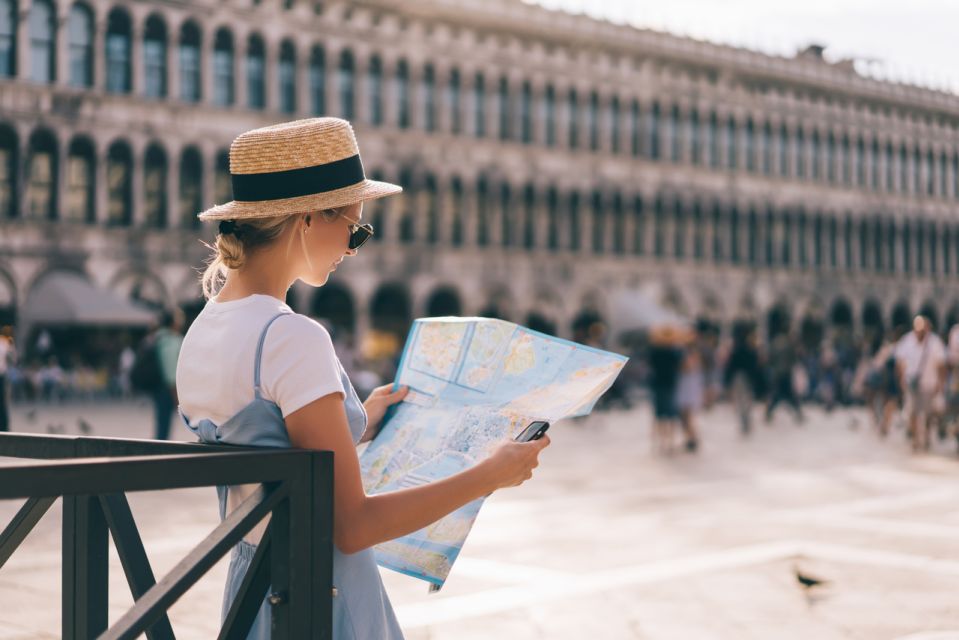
[2,399,959,639]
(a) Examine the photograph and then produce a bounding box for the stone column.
[94,139,109,225]
[168,26,180,101]
[130,23,143,96]
[55,6,69,85]
[15,1,29,80]
[201,27,215,106]
[353,50,368,124]
[264,37,279,113]
[296,38,311,117]
[234,32,248,110]
[167,143,180,229]
[130,140,145,227]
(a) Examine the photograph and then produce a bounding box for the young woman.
[175,118,549,639]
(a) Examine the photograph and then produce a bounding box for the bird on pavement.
[794,566,829,590]
[77,418,92,435]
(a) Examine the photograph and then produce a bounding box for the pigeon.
[795,566,829,590]
[25,409,36,423]
[77,418,92,435]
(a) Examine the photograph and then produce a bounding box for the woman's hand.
[360,384,409,443]
[481,435,551,491]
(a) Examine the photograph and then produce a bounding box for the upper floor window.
[609,96,620,154]
[723,117,736,169]
[706,112,718,168]
[65,137,95,223]
[143,144,168,228]
[213,29,234,106]
[630,100,640,157]
[472,72,485,137]
[68,4,93,87]
[760,122,772,175]
[497,76,511,141]
[421,64,436,132]
[143,16,167,98]
[667,105,680,162]
[645,102,659,159]
[107,141,133,226]
[0,0,15,78]
[446,68,461,134]
[544,85,556,147]
[337,50,354,119]
[26,130,56,220]
[309,46,325,114]
[29,0,55,83]
[246,34,265,110]
[520,81,532,144]
[567,89,579,150]
[279,40,297,114]
[395,59,410,129]
[689,110,700,164]
[809,131,821,181]
[588,92,600,151]
[180,147,203,229]
[179,21,201,102]
[367,55,383,125]
[106,9,132,93]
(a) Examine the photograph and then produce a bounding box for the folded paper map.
[358,317,628,589]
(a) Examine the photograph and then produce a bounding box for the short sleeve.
[259,314,346,417]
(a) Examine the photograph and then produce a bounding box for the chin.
[303,271,332,287]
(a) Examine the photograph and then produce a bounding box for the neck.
[218,250,296,303]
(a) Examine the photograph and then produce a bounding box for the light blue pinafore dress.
[179,311,404,640]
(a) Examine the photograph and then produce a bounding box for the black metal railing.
[0,432,334,639]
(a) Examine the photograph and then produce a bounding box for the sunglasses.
[343,217,374,250]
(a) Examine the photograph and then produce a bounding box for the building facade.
[1,0,959,348]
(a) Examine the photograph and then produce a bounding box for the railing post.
[269,483,292,639]
[62,495,109,640]
[311,452,334,640]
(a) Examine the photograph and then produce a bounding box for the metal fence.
[0,433,334,639]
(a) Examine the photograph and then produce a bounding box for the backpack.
[130,335,163,392]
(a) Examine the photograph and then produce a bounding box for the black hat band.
[231,154,366,202]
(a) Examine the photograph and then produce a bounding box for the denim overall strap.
[253,312,292,399]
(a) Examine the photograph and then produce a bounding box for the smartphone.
[514,420,550,442]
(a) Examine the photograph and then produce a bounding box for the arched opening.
[68,3,94,87]
[918,300,940,333]
[26,128,57,220]
[799,313,824,352]
[110,271,168,311]
[107,140,133,226]
[478,288,512,322]
[246,33,266,109]
[571,308,606,347]
[370,282,411,340]
[891,300,912,333]
[66,136,95,223]
[212,27,234,106]
[143,14,167,98]
[179,147,203,228]
[0,124,18,219]
[862,298,884,345]
[425,287,461,317]
[829,298,853,329]
[0,269,15,326]
[526,312,556,337]
[143,143,167,228]
[178,20,201,102]
[310,283,355,339]
[278,39,297,114]
[105,7,132,93]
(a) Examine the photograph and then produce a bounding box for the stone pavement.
[2,398,959,639]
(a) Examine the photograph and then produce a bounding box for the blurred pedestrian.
[647,325,685,454]
[895,315,946,451]
[0,326,15,432]
[765,331,804,425]
[724,325,762,435]
[141,308,184,440]
[676,344,703,452]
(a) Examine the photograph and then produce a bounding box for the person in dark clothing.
[765,332,804,425]
[647,325,687,453]
[724,328,762,435]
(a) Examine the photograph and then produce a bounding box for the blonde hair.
[200,208,347,299]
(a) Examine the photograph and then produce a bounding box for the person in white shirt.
[895,315,946,451]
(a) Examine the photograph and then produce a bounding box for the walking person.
[175,118,549,639]
[724,325,762,435]
[676,342,703,452]
[895,315,946,451]
[150,309,184,440]
[0,326,15,432]
[765,331,804,425]
[647,325,685,454]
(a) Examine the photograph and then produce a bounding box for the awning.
[608,290,689,337]
[22,272,159,327]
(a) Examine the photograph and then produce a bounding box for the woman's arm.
[285,392,548,555]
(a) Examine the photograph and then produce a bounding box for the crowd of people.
[627,313,959,455]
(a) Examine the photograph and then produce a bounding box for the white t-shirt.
[895,331,946,394]
[176,294,345,430]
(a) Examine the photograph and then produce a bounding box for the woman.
[175,118,549,639]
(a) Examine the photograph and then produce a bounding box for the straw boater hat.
[198,117,402,221]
